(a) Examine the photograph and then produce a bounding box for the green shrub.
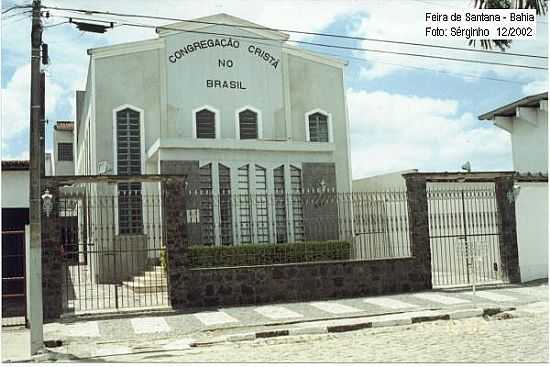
[187,240,351,268]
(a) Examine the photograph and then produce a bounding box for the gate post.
[494,176,521,283]
[162,176,188,308]
[40,181,64,320]
[404,174,432,289]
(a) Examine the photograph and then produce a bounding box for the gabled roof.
[155,13,289,41]
[479,91,548,120]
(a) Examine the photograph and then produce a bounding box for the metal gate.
[427,183,507,287]
[2,230,26,326]
[59,183,169,314]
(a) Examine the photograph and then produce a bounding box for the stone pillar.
[494,176,521,283]
[40,181,64,320]
[161,176,188,308]
[404,174,432,289]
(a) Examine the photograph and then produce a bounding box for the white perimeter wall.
[515,181,548,282]
[2,170,29,208]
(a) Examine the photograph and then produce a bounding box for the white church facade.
[73,13,352,247]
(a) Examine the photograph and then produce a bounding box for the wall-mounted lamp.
[318,179,327,194]
[41,189,53,217]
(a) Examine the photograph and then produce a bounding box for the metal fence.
[427,183,505,287]
[57,184,169,314]
[2,230,26,326]
[183,190,412,266]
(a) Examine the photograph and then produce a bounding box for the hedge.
[186,240,352,268]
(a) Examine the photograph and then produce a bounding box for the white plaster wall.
[1,170,29,208]
[515,182,548,282]
[511,109,548,174]
[54,129,75,175]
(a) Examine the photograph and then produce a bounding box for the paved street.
[1,281,539,363]
[40,282,547,344]
[45,300,549,363]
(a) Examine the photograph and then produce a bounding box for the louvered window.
[58,143,73,161]
[238,165,252,244]
[239,109,258,139]
[255,165,269,244]
[274,166,287,243]
[291,166,304,241]
[116,108,143,235]
[195,109,216,139]
[219,164,233,245]
[308,112,329,142]
[200,164,214,245]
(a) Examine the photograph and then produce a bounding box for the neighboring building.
[74,13,352,248]
[480,92,549,283]
[479,91,548,175]
[1,160,30,318]
[352,169,418,192]
[53,121,75,176]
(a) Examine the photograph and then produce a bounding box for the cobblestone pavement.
[77,302,548,363]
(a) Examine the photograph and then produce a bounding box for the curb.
[197,306,515,346]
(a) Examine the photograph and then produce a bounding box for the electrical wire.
[42,4,548,59]
[56,15,547,71]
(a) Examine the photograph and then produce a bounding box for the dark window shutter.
[58,143,73,161]
[308,113,329,142]
[239,109,258,139]
[196,109,216,139]
[116,108,143,235]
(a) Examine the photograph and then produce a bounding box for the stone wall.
[180,258,426,308]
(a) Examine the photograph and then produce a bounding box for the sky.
[1,0,548,178]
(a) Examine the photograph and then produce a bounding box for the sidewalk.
[4,281,547,362]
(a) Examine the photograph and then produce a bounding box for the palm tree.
[470,0,547,50]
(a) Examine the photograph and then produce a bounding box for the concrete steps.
[122,266,167,294]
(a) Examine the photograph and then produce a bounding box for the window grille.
[274,166,287,243]
[238,165,252,244]
[196,109,216,139]
[290,166,304,241]
[116,108,143,235]
[58,143,73,161]
[239,109,258,139]
[308,112,329,142]
[200,164,214,245]
[255,165,269,244]
[219,164,233,245]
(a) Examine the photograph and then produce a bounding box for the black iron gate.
[427,183,507,287]
[2,230,26,326]
[59,184,169,314]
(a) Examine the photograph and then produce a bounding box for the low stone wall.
[176,257,429,308]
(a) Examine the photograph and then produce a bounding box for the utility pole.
[27,0,44,355]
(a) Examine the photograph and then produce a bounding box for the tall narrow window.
[239,109,258,139]
[290,166,304,241]
[219,164,233,245]
[200,164,214,245]
[274,166,287,243]
[195,109,216,139]
[255,165,269,244]
[116,108,143,235]
[308,112,329,142]
[238,165,252,244]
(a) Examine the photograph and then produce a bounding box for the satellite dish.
[461,161,471,172]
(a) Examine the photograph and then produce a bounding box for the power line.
[42,4,548,59]
[1,4,31,15]
[55,14,547,71]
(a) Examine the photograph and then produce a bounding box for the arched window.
[195,108,216,139]
[239,109,258,139]
[308,112,329,142]
[115,107,143,234]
